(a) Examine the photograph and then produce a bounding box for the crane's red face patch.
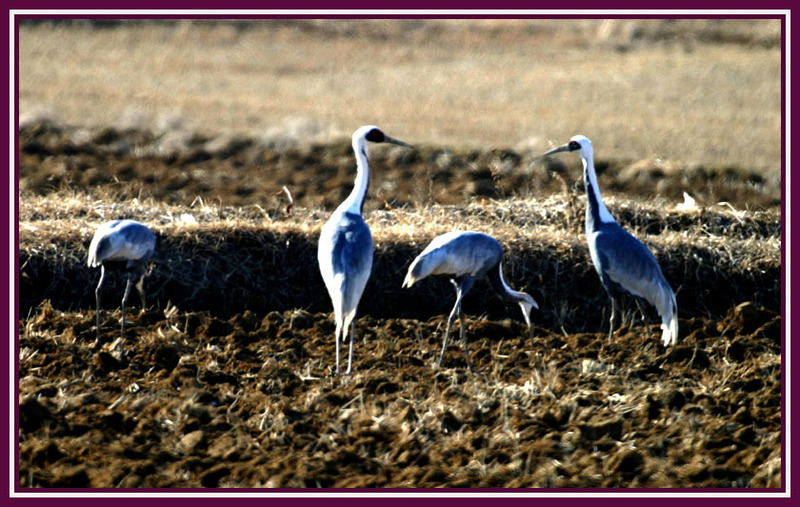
[365,128,385,143]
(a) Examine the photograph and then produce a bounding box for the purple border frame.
[5,5,792,507]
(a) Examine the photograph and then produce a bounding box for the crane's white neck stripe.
[340,140,371,216]
[583,155,615,224]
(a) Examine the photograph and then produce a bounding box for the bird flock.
[87,126,678,375]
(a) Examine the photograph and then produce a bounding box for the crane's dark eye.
[365,128,385,143]
[569,141,581,151]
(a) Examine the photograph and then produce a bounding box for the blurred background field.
[19,18,782,176]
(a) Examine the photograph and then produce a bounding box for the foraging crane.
[544,135,678,346]
[87,219,156,339]
[318,125,412,375]
[402,231,539,370]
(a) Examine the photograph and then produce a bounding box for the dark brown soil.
[17,123,783,489]
[18,302,781,488]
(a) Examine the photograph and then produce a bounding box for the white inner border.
[9,9,790,499]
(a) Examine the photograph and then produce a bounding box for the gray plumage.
[87,219,156,339]
[318,125,412,375]
[403,231,538,370]
[545,135,678,346]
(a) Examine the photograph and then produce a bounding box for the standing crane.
[87,219,156,339]
[318,125,412,375]
[544,135,678,346]
[402,231,539,370]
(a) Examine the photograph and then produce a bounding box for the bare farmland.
[17,19,782,489]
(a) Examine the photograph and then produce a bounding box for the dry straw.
[20,190,779,333]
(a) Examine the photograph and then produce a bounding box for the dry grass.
[18,19,782,174]
[19,189,780,333]
[18,188,780,250]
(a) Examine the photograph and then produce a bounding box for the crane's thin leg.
[458,278,475,372]
[437,279,464,369]
[458,308,473,372]
[345,318,355,375]
[121,274,134,338]
[438,302,459,368]
[608,296,619,341]
[95,265,107,340]
[334,319,342,375]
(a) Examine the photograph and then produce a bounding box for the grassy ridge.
[19,192,780,334]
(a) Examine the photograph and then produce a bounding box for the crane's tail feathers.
[656,284,679,347]
[334,316,343,344]
[402,254,434,288]
[87,241,102,267]
[342,311,357,343]
[661,317,678,347]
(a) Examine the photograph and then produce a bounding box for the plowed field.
[18,123,782,489]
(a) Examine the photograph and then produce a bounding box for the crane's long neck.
[488,261,528,304]
[487,261,536,327]
[582,153,615,233]
[340,139,371,216]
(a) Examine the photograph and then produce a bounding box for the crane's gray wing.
[88,220,155,267]
[594,226,676,328]
[404,231,501,286]
[319,212,374,313]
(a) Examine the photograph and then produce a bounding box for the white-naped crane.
[402,231,538,370]
[544,135,678,346]
[87,219,156,339]
[318,125,412,375]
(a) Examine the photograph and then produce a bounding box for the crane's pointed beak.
[520,299,537,328]
[384,135,414,148]
[544,143,570,156]
[521,303,535,343]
